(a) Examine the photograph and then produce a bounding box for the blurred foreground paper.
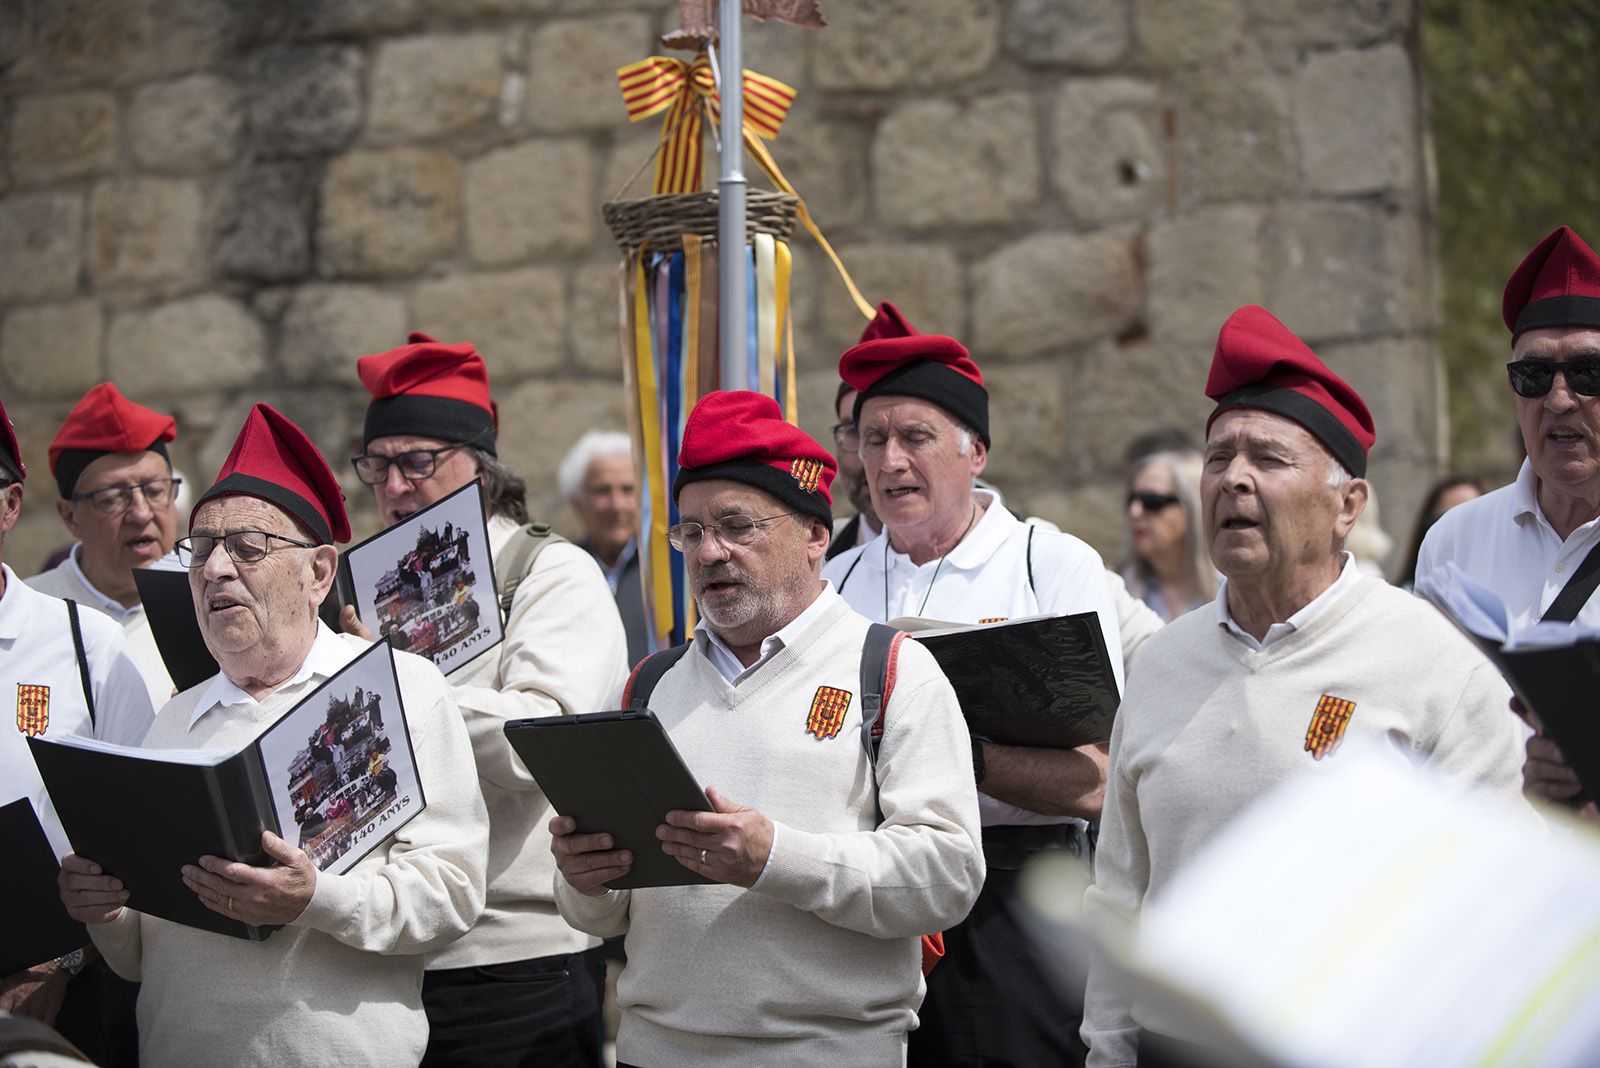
[1123,742,1600,1068]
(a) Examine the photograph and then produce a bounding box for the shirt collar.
[870,490,1010,574]
[1511,459,1540,524]
[694,582,836,684]
[64,544,140,621]
[190,621,354,728]
[1215,552,1362,651]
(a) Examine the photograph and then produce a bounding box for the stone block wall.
[0,0,1440,574]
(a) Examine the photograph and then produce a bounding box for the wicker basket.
[603,189,799,255]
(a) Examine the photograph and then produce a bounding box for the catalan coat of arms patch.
[790,457,824,493]
[1304,694,1356,760]
[806,685,852,741]
[16,684,50,737]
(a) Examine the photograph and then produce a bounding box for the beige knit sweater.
[555,589,985,1068]
[429,518,629,969]
[91,631,490,1068]
[1082,579,1528,1068]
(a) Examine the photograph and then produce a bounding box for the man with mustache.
[822,301,1124,1068]
[1416,226,1600,821]
[57,403,489,1067]
[30,383,183,708]
[353,334,628,1068]
[550,390,983,1067]
[1081,305,1526,1067]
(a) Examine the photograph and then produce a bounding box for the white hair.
[954,426,974,456]
[558,430,631,502]
[1325,456,1353,489]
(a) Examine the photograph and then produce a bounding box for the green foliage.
[1423,0,1600,475]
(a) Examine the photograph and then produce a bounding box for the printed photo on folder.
[338,479,502,676]
[28,640,425,940]
[891,613,1122,750]
[504,709,714,890]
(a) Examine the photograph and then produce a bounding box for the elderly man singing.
[552,391,984,1068]
[1081,306,1526,1068]
[58,404,489,1068]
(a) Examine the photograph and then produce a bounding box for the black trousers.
[52,957,140,1068]
[909,829,1089,1068]
[421,946,606,1068]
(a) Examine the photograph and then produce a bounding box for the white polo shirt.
[2,564,156,856]
[824,491,1125,827]
[1416,460,1600,630]
[28,544,180,708]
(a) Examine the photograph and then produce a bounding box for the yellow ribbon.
[617,54,795,196]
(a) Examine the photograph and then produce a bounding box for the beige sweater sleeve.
[296,656,490,954]
[87,906,143,982]
[1081,702,1147,1068]
[552,880,632,940]
[752,645,985,938]
[452,542,629,792]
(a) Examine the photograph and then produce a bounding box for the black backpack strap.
[622,643,692,709]
[859,623,906,824]
[66,599,95,728]
[1541,539,1600,623]
[1026,523,1037,596]
[835,547,866,592]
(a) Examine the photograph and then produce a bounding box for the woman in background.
[1394,474,1488,590]
[1119,450,1216,622]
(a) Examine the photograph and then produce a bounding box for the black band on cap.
[1513,296,1600,341]
[196,472,332,545]
[364,395,497,456]
[854,360,990,446]
[57,440,171,500]
[673,460,833,524]
[1212,385,1368,478]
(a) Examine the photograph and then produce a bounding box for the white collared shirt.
[189,621,354,729]
[1417,459,1600,629]
[694,581,835,685]
[1215,552,1363,651]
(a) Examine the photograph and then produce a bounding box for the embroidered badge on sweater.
[1304,694,1356,760]
[807,685,852,740]
[978,617,1008,624]
[16,684,49,736]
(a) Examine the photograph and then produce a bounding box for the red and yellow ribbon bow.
[617,54,797,195]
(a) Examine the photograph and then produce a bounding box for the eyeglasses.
[1127,491,1181,513]
[1506,357,1600,399]
[667,512,800,551]
[350,444,466,485]
[831,422,860,452]
[175,530,316,568]
[70,477,183,516]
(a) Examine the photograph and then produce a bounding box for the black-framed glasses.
[667,512,800,551]
[175,530,316,568]
[831,421,860,452]
[1506,357,1600,399]
[1127,491,1181,513]
[350,444,466,485]
[70,477,183,516]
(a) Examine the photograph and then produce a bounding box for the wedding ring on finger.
[226,896,234,912]
[700,848,708,865]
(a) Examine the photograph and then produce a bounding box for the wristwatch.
[970,735,987,787]
[54,948,86,976]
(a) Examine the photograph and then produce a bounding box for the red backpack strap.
[621,643,692,709]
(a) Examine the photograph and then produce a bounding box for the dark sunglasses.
[1127,491,1181,512]
[1506,357,1600,399]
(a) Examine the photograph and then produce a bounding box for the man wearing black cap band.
[1417,225,1600,820]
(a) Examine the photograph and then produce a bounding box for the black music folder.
[505,710,713,889]
[0,797,86,975]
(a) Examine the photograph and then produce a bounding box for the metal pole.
[716,0,748,392]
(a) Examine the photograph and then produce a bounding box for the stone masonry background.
[0,0,1440,573]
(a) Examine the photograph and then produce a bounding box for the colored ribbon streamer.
[617,54,796,196]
